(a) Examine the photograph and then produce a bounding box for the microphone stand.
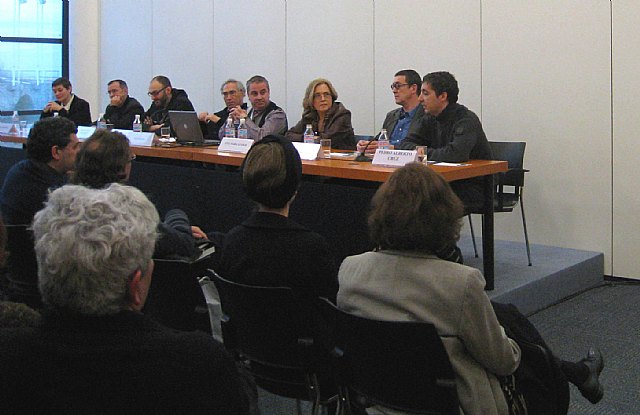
[355,136,378,162]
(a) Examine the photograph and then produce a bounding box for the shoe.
[578,348,604,404]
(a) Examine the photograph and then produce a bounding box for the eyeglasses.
[222,90,238,97]
[147,88,165,97]
[390,83,410,91]
[107,89,122,96]
[313,92,332,100]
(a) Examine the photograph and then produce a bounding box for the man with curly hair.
[0,117,80,225]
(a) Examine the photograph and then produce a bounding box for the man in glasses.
[143,75,195,134]
[198,79,248,139]
[103,79,144,130]
[357,69,424,153]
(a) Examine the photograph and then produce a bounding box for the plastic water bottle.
[378,128,390,150]
[97,113,107,129]
[303,124,315,143]
[224,117,235,138]
[237,118,248,139]
[10,111,19,135]
[132,114,142,132]
[53,112,59,117]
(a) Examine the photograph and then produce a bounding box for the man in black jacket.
[143,75,195,134]
[198,78,248,139]
[104,79,144,130]
[401,71,492,211]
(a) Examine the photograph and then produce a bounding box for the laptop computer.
[168,110,220,146]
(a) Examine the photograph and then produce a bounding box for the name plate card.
[76,126,97,140]
[292,142,321,161]
[218,138,254,154]
[113,129,155,147]
[372,149,418,167]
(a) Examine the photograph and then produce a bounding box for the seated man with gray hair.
[0,184,249,414]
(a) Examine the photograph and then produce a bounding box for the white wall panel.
[212,0,286,114]
[99,0,153,113]
[374,0,481,136]
[151,0,214,113]
[482,1,612,272]
[612,0,640,279]
[70,0,100,120]
[286,0,374,135]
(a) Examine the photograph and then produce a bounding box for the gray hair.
[32,183,159,315]
[220,79,246,94]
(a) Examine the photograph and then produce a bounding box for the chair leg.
[519,194,532,266]
[468,214,479,258]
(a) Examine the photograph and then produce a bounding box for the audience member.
[0,301,41,328]
[219,135,338,301]
[220,75,288,141]
[0,117,79,225]
[143,75,195,134]
[357,69,424,153]
[72,129,206,259]
[199,79,248,139]
[103,79,145,129]
[0,184,250,414]
[286,78,355,150]
[40,77,92,126]
[338,163,604,415]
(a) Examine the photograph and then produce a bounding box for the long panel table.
[1,136,507,289]
[131,146,506,289]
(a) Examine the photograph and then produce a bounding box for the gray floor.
[529,281,640,415]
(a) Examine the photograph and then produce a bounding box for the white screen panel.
[151,0,214,114]
[374,0,481,135]
[286,0,374,135]
[100,0,153,114]
[482,1,611,270]
[612,0,640,279]
[212,0,286,115]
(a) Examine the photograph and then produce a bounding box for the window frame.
[0,0,69,116]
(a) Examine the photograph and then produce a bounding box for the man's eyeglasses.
[390,83,409,91]
[147,88,165,97]
[222,90,238,97]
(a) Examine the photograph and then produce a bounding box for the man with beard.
[143,75,195,134]
[103,79,144,130]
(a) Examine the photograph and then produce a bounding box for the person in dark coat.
[0,184,250,414]
[40,77,92,126]
[220,135,338,302]
[143,75,195,135]
[103,79,145,129]
[286,78,355,150]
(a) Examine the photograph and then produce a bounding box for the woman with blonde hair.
[286,78,355,150]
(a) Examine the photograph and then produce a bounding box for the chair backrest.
[490,141,527,187]
[143,256,211,332]
[317,298,459,414]
[3,224,41,308]
[210,270,318,368]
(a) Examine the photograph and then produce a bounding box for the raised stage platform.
[458,232,604,315]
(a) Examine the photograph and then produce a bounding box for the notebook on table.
[168,111,220,146]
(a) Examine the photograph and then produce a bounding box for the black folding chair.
[316,298,459,415]
[210,270,339,415]
[3,224,41,309]
[468,141,531,265]
[143,251,216,333]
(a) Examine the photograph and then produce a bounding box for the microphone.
[355,135,378,162]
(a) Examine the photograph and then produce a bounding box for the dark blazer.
[104,96,145,130]
[286,102,355,150]
[219,211,339,302]
[0,310,250,414]
[40,95,92,126]
[381,104,426,145]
